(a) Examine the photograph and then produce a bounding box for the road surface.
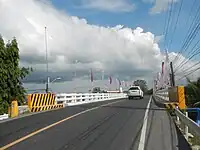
[0,96,191,150]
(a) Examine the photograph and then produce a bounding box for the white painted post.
[176,106,180,125]
[185,111,189,140]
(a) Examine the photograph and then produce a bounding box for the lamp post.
[101,70,104,81]
[51,77,61,83]
[73,60,79,93]
[44,26,49,93]
[46,77,61,93]
[45,77,50,93]
[74,60,78,78]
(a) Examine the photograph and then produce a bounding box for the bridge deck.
[0,96,191,150]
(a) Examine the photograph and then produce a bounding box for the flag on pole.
[162,62,164,75]
[164,50,170,87]
[125,81,127,87]
[109,76,112,84]
[157,72,161,89]
[161,62,165,88]
[121,80,125,86]
[118,78,121,86]
[90,69,93,82]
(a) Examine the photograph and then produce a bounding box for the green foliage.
[185,77,200,107]
[92,87,107,93]
[92,87,101,93]
[146,88,153,95]
[133,79,148,93]
[0,36,31,114]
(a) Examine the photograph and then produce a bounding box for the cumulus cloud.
[143,0,179,14]
[154,35,164,43]
[81,0,135,12]
[168,53,200,82]
[1,0,198,88]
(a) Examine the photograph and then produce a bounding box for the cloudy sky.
[0,0,200,91]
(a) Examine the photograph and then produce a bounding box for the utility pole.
[45,26,49,93]
[170,61,175,87]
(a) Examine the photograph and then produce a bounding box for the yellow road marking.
[0,99,124,150]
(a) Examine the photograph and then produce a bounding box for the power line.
[182,16,200,51]
[174,39,200,70]
[174,44,200,72]
[176,65,200,81]
[168,0,184,50]
[173,9,200,71]
[175,60,200,78]
[172,0,200,64]
[183,60,200,73]
[163,0,174,49]
[172,0,198,63]
[174,16,200,69]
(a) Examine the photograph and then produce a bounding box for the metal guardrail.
[154,88,200,147]
[154,89,169,101]
[186,108,200,125]
[18,105,29,114]
[175,108,200,138]
[0,106,29,121]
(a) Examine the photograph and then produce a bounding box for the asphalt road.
[0,96,167,150]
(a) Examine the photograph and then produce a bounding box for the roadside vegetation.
[0,36,32,114]
[185,77,200,107]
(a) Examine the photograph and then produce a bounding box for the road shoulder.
[145,98,191,150]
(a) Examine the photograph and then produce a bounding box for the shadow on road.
[153,96,192,150]
[152,97,166,108]
[174,124,192,150]
[102,105,165,111]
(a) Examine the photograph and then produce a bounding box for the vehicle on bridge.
[127,86,143,99]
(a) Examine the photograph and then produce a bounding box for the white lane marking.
[138,96,152,150]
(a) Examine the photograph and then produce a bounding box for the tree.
[133,79,148,93]
[185,77,200,107]
[0,36,9,114]
[92,87,101,93]
[0,37,32,114]
[146,88,153,95]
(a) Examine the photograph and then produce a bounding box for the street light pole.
[102,70,104,81]
[46,77,61,93]
[51,77,61,83]
[74,60,78,93]
[45,26,49,93]
[74,60,78,78]
[46,77,50,93]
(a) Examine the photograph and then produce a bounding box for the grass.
[190,136,200,146]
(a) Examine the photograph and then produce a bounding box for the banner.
[162,62,164,75]
[164,50,170,87]
[121,81,125,86]
[118,78,121,86]
[125,81,127,87]
[109,76,112,84]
